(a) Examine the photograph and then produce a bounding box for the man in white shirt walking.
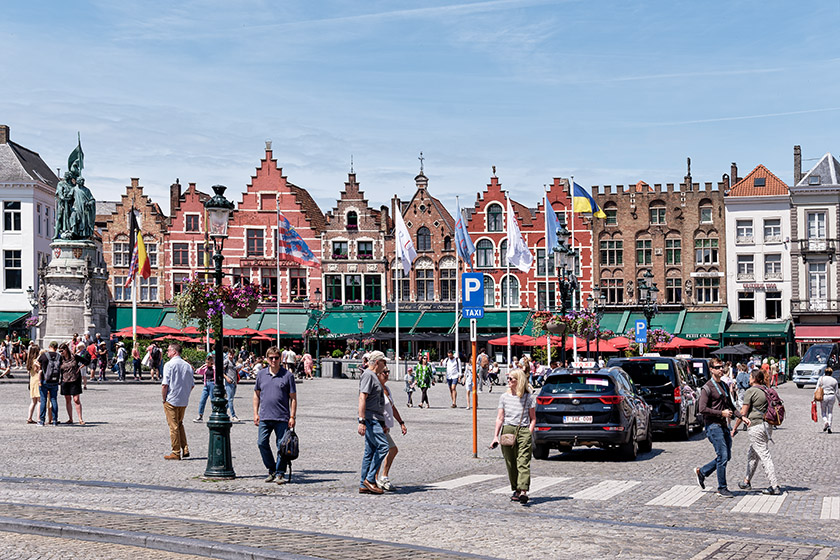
[442,350,462,408]
[161,343,195,460]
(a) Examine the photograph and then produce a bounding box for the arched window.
[347,211,358,230]
[443,236,452,251]
[649,201,666,225]
[417,226,431,252]
[699,199,713,224]
[487,204,503,232]
[604,203,618,226]
[501,276,519,307]
[483,275,495,307]
[476,239,494,268]
[500,239,508,267]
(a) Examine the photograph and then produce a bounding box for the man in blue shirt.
[161,343,195,460]
[254,346,297,484]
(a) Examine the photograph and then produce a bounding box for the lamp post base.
[203,393,236,479]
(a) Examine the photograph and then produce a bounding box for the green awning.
[109,307,165,330]
[377,312,422,330]
[413,311,456,332]
[457,311,531,330]
[599,312,626,334]
[724,321,791,339]
[0,311,29,328]
[259,310,312,337]
[679,310,728,339]
[157,309,262,330]
[625,312,681,335]
[319,311,383,338]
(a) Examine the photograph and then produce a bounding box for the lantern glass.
[207,207,231,239]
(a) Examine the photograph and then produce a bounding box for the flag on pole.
[136,232,151,279]
[454,199,475,268]
[394,208,417,274]
[277,212,321,268]
[506,198,533,272]
[572,182,606,218]
[125,245,138,288]
[68,132,84,177]
[544,194,561,252]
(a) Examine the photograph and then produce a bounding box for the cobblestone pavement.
[1,376,839,559]
[0,530,209,559]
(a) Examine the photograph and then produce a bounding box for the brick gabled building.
[165,180,210,301]
[224,142,325,305]
[591,163,729,340]
[99,178,169,327]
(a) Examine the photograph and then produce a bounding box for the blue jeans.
[198,383,214,416]
[117,361,125,381]
[39,383,59,424]
[360,419,390,486]
[700,422,732,490]
[258,420,289,475]
[225,381,237,418]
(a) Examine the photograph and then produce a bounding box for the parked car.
[793,343,839,388]
[686,358,711,384]
[606,356,701,440]
[532,366,652,461]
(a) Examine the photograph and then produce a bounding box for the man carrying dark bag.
[253,346,297,485]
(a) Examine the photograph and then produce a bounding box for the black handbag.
[278,428,300,481]
[75,351,91,367]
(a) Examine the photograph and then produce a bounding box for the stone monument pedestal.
[37,240,110,346]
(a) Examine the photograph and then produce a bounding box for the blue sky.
[3,1,840,214]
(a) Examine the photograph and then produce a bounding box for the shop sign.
[743,283,777,291]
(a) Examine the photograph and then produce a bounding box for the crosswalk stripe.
[571,480,640,501]
[490,476,570,494]
[731,493,786,514]
[646,485,706,507]
[429,474,504,490]
[821,497,840,520]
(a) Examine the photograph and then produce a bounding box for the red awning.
[795,325,840,341]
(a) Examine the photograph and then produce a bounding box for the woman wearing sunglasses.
[490,368,536,504]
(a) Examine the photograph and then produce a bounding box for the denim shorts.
[446,378,460,388]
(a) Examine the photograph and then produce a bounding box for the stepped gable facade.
[165,180,210,301]
[591,163,729,312]
[321,172,390,307]
[385,171,457,306]
[224,142,325,304]
[100,178,169,306]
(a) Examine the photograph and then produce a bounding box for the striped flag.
[277,211,320,268]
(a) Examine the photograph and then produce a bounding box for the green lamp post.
[203,185,236,479]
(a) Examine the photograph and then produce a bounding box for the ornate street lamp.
[358,317,364,352]
[638,270,659,355]
[203,185,235,479]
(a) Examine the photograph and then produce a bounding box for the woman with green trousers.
[490,368,536,504]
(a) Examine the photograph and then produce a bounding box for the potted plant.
[228,283,261,318]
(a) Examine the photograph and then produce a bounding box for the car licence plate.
[563,416,593,423]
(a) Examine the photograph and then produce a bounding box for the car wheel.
[677,419,691,441]
[796,383,804,389]
[532,443,549,460]
[618,424,638,460]
[639,422,653,454]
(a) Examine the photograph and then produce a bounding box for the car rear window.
[542,375,614,394]
[611,360,674,387]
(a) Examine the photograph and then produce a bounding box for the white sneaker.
[376,477,393,491]
[193,415,203,423]
[231,416,239,422]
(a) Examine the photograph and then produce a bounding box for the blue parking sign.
[635,319,648,344]
[462,273,484,309]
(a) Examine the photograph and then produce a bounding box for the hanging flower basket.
[229,300,258,318]
[190,301,209,319]
[545,321,567,335]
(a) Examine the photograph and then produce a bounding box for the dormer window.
[753,178,766,187]
[810,175,821,185]
[347,211,358,230]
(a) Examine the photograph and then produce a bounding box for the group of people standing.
[25,340,88,426]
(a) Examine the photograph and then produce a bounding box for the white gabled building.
[0,125,58,329]
[723,164,792,356]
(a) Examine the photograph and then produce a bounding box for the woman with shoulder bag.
[490,368,536,504]
[731,368,780,495]
[815,368,838,433]
[58,342,85,425]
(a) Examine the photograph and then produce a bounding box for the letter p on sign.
[462,273,484,309]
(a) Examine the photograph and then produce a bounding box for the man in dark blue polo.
[254,346,297,484]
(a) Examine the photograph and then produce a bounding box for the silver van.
[793,343,839,388]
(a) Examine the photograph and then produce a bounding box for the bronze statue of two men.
[55,135,96,241]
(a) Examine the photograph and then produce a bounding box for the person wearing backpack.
[731,368,781,495]
[38,341,61,425]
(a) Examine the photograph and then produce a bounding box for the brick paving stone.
[0,530,209,560]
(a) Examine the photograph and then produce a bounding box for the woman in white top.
[816,368,839,433]
[375,366,406,491]
[490,368,536,504]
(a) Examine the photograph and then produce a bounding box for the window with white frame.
[45,207,51,238]
[416,269,434,301]
[636,239,652,265]
[600,240,623,266]
[764,254,782,280]
[487,204,503,232]
[247,229,264,257]
[649,204,666,225]
[807,212,826,239]
[3,250,21,290]
[605,206,617,226]
[173,273,189,295]
[185,215,200,232]
[809,262,827,300]
[601,278,624,304]
[537,281,556,310]
[695,238,719,265]
[440,267,455,301]
[476,240,494,268]
[666,278,682,304]
[3,202,21,231]
[737,255,754,280]
[139,277,158,301]
[483,275,495,307]
[113,277,129,301]
[500,240,507,267]
[145,243,158,267]
[699,204,713,224]
[113,242,130,267]
[735,220,754,244]
[738,292,755,320]
[695,277,720,303]
[763,218,781,242]
[536,249,556,276]
[172,243,189,267]
[501,276,519,307]
[665,239,681,265]
[36,204,42,235]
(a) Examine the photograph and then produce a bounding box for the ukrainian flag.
[572,182,606,218]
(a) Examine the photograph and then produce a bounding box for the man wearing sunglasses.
[358,350,390,494]
[254,346,297,484]
[694,358,750,498]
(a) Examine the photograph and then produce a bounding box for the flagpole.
[455,196,460,364]
[395,265,400,381]
[276,195,281,347]
[570,177,578,363]
[505,191,512,370]
[544,188,551,367]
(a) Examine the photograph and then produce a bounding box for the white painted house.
[0,125,58,329]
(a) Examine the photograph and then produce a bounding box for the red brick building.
[165,181,211,302]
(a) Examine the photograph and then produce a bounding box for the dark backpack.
[44,352,61,384]
[277,428,299,481]
[759,386,785,426]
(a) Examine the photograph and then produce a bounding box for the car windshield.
[613,360,673,387]
[802,344,833,365]
[542,374,614,394]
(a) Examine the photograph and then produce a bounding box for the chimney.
[794,145,802,185]
[170,179,182,217]
[0,125,8,144]
[380,205,390,233]
[730,163,738,185]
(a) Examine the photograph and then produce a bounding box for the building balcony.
[798,238,836,254]
[735,235,754,245]
[736,272,755,281]
[792,299,838,313]
[764,271,783,281]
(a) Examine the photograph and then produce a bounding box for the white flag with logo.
[506,198,533,272]
[394,208,417,274]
